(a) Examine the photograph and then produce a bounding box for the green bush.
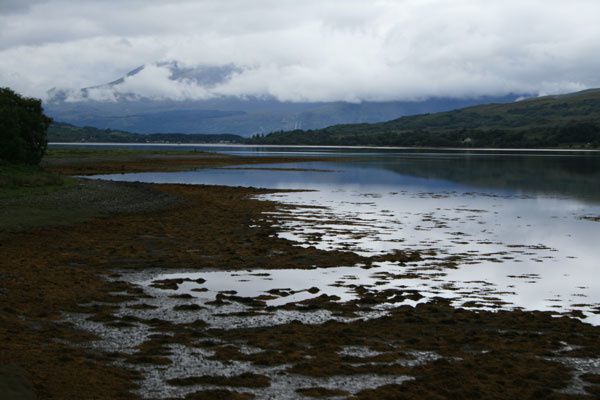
[0,87,52,165]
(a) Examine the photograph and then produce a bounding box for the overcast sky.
[2,0,600,102]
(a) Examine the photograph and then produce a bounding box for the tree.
[0,87,52,165]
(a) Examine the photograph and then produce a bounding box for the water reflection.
[89,152,600,324]
[370,153,600,203]
[86,149,600,203]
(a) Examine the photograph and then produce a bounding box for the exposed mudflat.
[2,151,600,399]
[65,272,600,399]
[59,181,600,399]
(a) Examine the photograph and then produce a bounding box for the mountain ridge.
[247,88,600,148]
[44,61,523,136]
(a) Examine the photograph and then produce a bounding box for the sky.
[2,0,600,102]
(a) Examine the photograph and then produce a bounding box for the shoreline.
[1,149,599,399]
[49,142,600,153]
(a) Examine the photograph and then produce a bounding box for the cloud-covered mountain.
[47,61,243,102]
[44,62,522,136]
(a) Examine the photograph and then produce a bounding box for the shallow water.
[90,151,600,324]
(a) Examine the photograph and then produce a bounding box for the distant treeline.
[48,122,243,144]
[51,121,600,149]
[247,122,600,148]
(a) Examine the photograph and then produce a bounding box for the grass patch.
[0,164,64,187]
[0,164,72,198]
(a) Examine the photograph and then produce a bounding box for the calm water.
[87,147,600,324]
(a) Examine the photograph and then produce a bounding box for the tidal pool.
[91,150,600,324]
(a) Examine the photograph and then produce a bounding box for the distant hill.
[48,122,243,144]
[44,61,521,136]
[248,89,600,148]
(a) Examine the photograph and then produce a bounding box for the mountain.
[44,61,521,136]
[46,61,242,103]
[248,89,600,148]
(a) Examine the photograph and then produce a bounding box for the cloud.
[79,63,214,101]
[2,0,600,102]
[0,0,47,15]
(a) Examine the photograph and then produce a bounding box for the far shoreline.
[49,141,600,153]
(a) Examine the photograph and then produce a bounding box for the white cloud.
[2,0,600,102]
[82,63,213,101]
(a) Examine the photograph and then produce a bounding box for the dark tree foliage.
[0,87,52,164]
[48,122,243,144]
[247,122,600,149]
